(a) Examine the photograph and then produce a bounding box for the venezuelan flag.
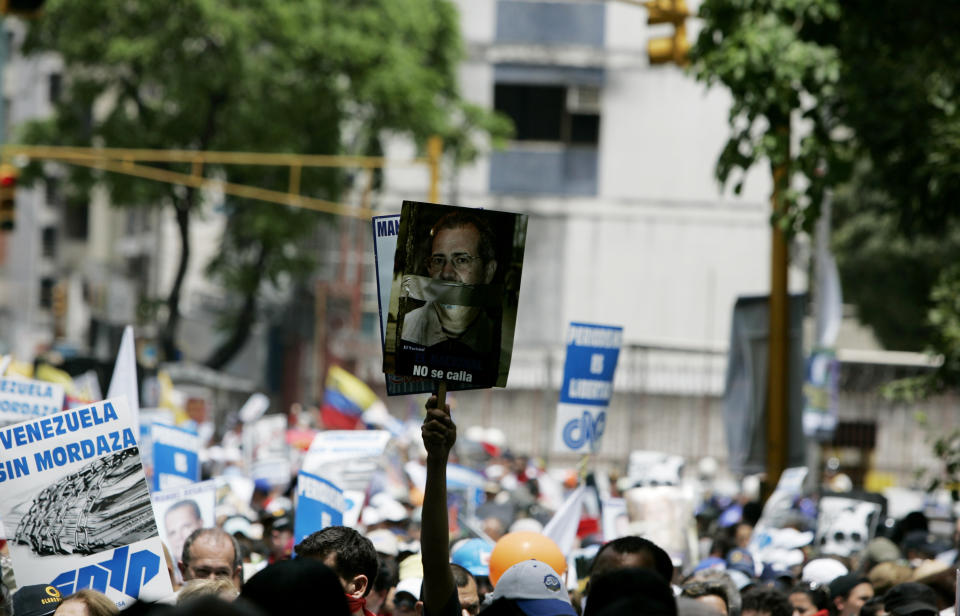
[320,366,379,430]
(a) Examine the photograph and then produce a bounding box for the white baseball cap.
[366,529,400,557]
[396,577,422,600]
[491,560,575,616]
[801,558,849,585]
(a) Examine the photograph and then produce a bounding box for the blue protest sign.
[552,323,623,454]
[294,471,346,547]
[151,422,200,491]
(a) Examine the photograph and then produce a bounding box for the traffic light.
[646,0,690,66]
[0,0,45,17]
[0,165,17,232]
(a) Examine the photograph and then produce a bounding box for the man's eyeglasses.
[427,254,481,273]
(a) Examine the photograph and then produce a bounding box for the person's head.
[393,577,421,616]
[53,589,118,616]
[590,536,674,586]
[294,526,379,598]
[265,512,294,561]
[584,567,676,616]
[787,582,830,616]
[828,575,873,616]
[677,596,726,616]
[740,587,792,616]
[366,555,399,615]
[859,596,884,616]
[426,212,498,284]
[487,560,576,616]
[13,584,63,616]
[482,517,506,542]
[180,528,243,590]
[241,559,350,616]
[165,499,203,560]
[452,563,480,616]
[883,582,939,616]
[681,579,732,616]
[177,578,240,606]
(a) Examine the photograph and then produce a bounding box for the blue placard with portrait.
[152,422,200,491]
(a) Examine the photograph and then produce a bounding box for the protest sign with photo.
[294,470,345,547]
[151,479,217,563]
[373,214,433,396]
[151,422,200,491]
[243,414,291,488]
[302,430,391,493]
[0,376,64,425]
[0,396,171,605]
[383,201,527,389]
[552,323,623,454]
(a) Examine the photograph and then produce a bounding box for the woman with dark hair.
[788,582,830,616]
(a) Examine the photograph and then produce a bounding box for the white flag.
[543,485,586,556]
[107,325,140,438]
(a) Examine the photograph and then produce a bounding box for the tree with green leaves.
[20,0,509,368]
[692,0,960,492]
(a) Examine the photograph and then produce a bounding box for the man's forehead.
[432,224,480,250]
[167,504,199,518]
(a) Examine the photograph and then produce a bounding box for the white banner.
[0,377,65,425]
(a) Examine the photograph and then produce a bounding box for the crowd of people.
[1,393,957,616]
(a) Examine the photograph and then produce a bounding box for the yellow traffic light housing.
[0,0,45,17]
[0,164,17,232]
[646,0,690,66]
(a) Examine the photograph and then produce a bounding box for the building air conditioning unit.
[567,86,601,114]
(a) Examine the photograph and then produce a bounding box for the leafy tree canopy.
[20,0,510,367]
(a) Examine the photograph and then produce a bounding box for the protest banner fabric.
[294,471,346,547]
[151,479,217,563]
[107,326,140,439]
[243,415,290,488]
[0,376,64,425]
[0,396,171,605]
[382,201,528,389]
[552,323,623,454]
[320,366,379,430]
[302,430,391,493]
[151,422,200,491]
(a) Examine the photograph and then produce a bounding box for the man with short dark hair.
[829,574,874,616]
[295,526,380,616]
[740,587,792,616]
[180,528,243,591]
[590,535,675,584]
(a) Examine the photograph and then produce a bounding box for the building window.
[494,84,600,145]
[39,277,55,309]
[41,226,56,258]
[64,203,89,240]
[48,72,62,105]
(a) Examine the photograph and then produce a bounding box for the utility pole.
[764,118,791,501]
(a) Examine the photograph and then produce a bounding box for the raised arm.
[420,395,458,616]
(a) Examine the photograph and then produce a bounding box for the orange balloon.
[488,531,566,586]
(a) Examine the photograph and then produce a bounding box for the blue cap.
[451,538,494,577]
[725,548,756,578]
